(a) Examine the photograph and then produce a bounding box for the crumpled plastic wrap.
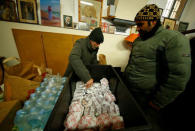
[100,78,109,90]
[78,115,97,129]
[97,113,112,130]
[69,101,84,113]
[84,106,95,116]
[64,112,83,130]
[109,102,120,116]
[64,78,124,130]
[104,91,116,103]
[111,116,124,130]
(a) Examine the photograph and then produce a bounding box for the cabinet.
[12,29,85,75]
[12,29,46,67]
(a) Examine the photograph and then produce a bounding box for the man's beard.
[138,30,149,39]
[139,22,161,40]
[92,46,99,50]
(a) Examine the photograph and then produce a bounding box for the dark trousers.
[131,92,174,131]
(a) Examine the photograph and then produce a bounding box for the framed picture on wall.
[63,15,73,28]
[17,0,38,24]
[40,0,61,27]
[78,0,102,27]
[0,0,18,22]
[163,18,176,30]
[178,21,189,32]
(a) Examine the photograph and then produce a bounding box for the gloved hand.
[86,78,94,88]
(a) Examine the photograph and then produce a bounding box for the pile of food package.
[64,78,124,131]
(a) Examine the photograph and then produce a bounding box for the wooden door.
[42,32,73,75]
[12,29,46,67]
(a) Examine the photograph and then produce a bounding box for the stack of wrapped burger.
[64,78,124,131]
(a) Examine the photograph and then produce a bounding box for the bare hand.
[86,79,94,88]
[149,101,160,111]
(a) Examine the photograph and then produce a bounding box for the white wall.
[180,0,195,30]
[147,0,168,9]
[114,0,168,21]
[115,0,149,21]
[60,0,74,27]
[0,21,130,71]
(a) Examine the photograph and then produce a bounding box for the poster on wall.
[40,0,60,27]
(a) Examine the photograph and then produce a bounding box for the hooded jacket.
[65,37,98,82]
[124,26,191,108]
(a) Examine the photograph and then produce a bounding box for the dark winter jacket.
[64,37,98,82]
[124,26,191,108]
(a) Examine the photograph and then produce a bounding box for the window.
[162,0,175,18]
[162,0,188,20]
[170,0,181,18]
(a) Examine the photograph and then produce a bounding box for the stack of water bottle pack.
[14,74,66,131]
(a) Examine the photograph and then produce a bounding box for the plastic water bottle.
[29,93,40,102]
[15,75,66,130]
[35,87,45,94]
[62,77,66,84]
[23,100,35,111]
[14,109,31,131]
[27,107,42,129]
[39,109,51,129]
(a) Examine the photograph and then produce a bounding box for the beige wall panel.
[12,29,46,67]
[42,33,73,75]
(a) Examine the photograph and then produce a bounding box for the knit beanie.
[135,4,160,21]
[89,27,104,44]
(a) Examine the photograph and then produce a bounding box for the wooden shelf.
[102,16,115,20]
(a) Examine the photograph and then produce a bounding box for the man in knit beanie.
[124,4,191,112]
[134,4,161,40]
[89,27,104,45]
[124,4,191,130]
[64,27,104,88]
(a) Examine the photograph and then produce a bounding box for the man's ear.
[150,21,157,28]
[152,21,157,25]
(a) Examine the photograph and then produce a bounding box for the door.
[12,29,46,67]
[42,32,73,75]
